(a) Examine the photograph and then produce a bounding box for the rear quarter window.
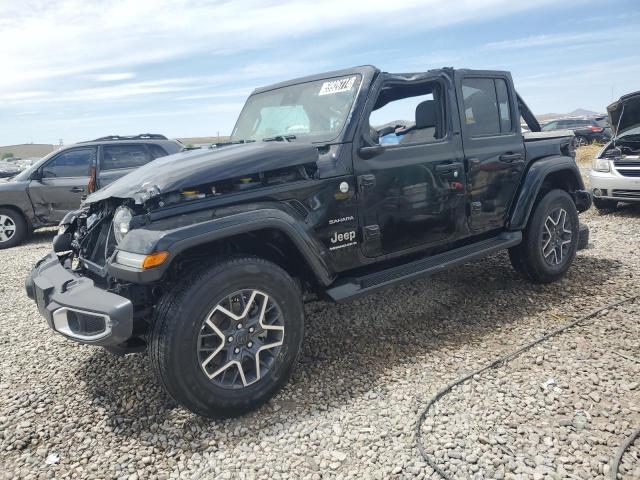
[101,145,151,171]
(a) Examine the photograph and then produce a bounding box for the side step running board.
[325,232,522,302]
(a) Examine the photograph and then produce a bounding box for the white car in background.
[589,91,640,210]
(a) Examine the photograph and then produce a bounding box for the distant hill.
[537,108,605,123]
[567,108,600,117]
[177,136,230,146]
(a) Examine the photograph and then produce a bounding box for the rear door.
[355,72,466,257]
[455,72,525,232]
[97,143,167,188]
[28,147,95,223]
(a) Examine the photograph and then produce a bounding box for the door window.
[462,78,513,136]
[42,149,93,178]
[369,81,445,146]
[495,79,512,132]
[101,144,153,171]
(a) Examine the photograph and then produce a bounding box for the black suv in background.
[0,134,182,249]
[541,118,610,146]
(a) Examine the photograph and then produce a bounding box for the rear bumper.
[25,252,133,346]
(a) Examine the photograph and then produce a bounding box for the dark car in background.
[0,134,182,249]
[541,118,610,146]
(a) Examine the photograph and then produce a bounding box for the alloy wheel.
[541,207,573,266]
[0,215,16,243]
[197,289,285,389]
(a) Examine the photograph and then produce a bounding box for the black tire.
[574,136,589,148]
[509,189,579,283]
[593,197,617,211]
[0,207,28,249]
[150,256,304,418]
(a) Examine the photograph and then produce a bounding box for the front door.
[455,72,525,231]
[28,147,95,223]
[355,73,466,258]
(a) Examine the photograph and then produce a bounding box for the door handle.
[70,187,85,193]
[435,162,463,173]
[499,153,523,163]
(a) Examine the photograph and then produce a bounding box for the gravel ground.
[1,149,639,479]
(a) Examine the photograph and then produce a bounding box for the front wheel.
[0,207,28,249]
[150,256,304,418]
[509,189,579,283]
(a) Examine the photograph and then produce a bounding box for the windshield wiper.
[262,135,296,142]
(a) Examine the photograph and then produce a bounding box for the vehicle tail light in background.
[589,125,604,133]
[87,166,97,194]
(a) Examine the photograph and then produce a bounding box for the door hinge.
[357,174,376,192]
[363,224,381,240]
[471,201,482,215]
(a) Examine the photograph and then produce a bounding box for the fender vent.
[285,200,309,220]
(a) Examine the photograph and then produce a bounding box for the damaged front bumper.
[25,252,133,346]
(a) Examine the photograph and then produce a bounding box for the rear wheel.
[509,189,579,283]
[574,136,589,147]
[150,256,304,418]
[0,208,27,249]
[593,197,617,211]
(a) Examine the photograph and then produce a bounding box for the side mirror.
[358,145,385,160]
[31,169,42,181]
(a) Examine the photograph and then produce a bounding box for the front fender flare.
[108,208,333,286]
[508,156,586,231]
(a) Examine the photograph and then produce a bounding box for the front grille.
[80,216,116,268]
[614,160,640,167]
[616,169,640,177]
[612,189,640,199]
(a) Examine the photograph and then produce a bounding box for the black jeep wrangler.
[26,66,591,418]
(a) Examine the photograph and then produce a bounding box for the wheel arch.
[0,204,33,232]
[171,227,327,289]
[508,155,587,231]
[110,208,335,287]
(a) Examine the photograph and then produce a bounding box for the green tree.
[1,153,14,160]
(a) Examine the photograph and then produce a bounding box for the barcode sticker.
[319,76,357,96]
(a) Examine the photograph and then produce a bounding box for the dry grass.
[575,144,601,167]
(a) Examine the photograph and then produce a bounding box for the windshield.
[231,75,362,143]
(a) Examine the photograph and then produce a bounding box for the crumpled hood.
[85,141,319,204]
[607,90,640,137]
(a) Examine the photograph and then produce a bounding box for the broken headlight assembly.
[592,157,610,172]
[112,206,133,244]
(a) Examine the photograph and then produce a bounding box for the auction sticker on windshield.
[319,76,357,96]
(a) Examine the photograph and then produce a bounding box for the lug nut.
[237,323,243,329]
[247,342,253,348]
[228,336,233,342]
[249,327,254,333]
[234,347,240,354]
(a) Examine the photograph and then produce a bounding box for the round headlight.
[113,206,133,244]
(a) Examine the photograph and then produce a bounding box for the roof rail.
[79,134,168,143]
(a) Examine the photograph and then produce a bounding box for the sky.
[0,0,639,145]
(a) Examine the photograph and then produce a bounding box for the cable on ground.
[415,295,640,480]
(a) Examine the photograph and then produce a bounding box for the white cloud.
[484,26,639,50]
[0,90,49,101]
[0,0,571,92]
[89,72,136,82]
